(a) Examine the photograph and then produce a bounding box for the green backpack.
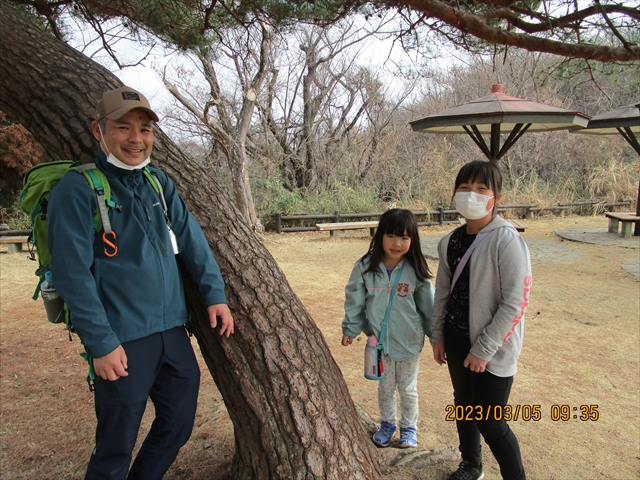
[20,160,167,389]
[20,160,167,315]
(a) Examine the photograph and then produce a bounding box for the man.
[48,86,234,480]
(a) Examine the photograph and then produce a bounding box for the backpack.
[20,160,168,388]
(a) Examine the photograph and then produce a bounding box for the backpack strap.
[76,163,113,234]
[76,163,118,256]
[378,262,405,352]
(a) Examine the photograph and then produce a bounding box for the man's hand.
[207,304,234,337]
[341,335,353,346]
[93,345,128,381]
[464,352,489,373]
[433,342,447,365]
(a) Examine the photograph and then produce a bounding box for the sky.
[66,13,456,129]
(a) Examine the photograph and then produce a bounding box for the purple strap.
[450,232,489,294]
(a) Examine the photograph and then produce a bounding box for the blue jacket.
[342,258,434,361]
[48,151,227,358]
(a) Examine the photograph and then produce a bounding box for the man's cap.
[96,86,159,122]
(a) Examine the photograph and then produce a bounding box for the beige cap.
[95,86,159,122]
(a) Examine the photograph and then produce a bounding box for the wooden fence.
[2,199,633,236]
[273,199,633,233]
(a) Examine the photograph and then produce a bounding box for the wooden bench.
[527,206,568,218]
[507,219,526,232]
[0,236,29,253]
[316,221,379,237]
[605,212,640,238]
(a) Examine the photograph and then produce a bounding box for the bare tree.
[164,20,273,232]
[257,18,415,192]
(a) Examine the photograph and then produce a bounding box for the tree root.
[355,403,459,473]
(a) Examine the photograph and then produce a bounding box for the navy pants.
[445,329,526,480]
[85,326,200,480]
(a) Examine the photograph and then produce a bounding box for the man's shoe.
[398,427,418,448]
[372,421,396,447]
[448,460,484,480]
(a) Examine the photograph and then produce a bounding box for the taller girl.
[433,160,531,480]
[342,209,434,449]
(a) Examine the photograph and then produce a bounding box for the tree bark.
[0,3,381,479]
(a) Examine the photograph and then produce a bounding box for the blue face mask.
[454,192,494,220]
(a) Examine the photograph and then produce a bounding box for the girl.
[432,160,531,480]
[342,209,434,448]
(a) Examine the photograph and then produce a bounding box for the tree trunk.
[0,3,381,479]
[229,141,263,231]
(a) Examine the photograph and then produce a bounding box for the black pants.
[445,329,526,480]
[86,326,200,480]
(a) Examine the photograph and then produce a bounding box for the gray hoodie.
[432,216,532,377]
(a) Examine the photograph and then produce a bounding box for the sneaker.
[448,460,484,480]
[372,421,396,447]
[398,427,418,448]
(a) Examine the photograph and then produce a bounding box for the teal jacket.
[342,258,434,361]
[48,151,227,358]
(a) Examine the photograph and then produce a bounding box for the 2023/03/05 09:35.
[445,405,599,422]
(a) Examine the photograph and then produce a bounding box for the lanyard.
[378,262,405,350]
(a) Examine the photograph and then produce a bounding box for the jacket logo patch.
[397,283,409,298]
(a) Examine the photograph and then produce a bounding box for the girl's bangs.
[462,169,491,189]
[381,216,410,237]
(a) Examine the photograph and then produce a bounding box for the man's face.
[91,108,154,167]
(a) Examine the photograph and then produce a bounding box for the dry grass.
[1,215,639,479]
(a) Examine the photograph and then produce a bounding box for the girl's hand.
[342,335,354,346]
[433,343,447,365]
[464,352,489,373]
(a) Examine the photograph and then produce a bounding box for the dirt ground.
[1,215,639,479]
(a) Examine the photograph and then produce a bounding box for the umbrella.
[410,84,590,162]
[572,102,640,235]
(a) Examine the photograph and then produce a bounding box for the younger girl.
[342,209,434,448]
[432,160,531,480]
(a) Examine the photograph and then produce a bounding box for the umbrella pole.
[636,181,639,236]
[615,127,640,235]
[491,124,500,161]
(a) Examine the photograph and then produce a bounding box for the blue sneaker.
[372,421,396,447]
[398,427,418,448]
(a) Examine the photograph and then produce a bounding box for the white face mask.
[98,124,151,171]
[454,191,494,220]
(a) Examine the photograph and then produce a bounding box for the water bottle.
[364,335,385,380]
[41,271,65,324]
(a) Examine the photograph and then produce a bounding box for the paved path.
[421,227,639,277]
[419,236,581,265]
[555,227,639,249]
[622,258,640,278]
